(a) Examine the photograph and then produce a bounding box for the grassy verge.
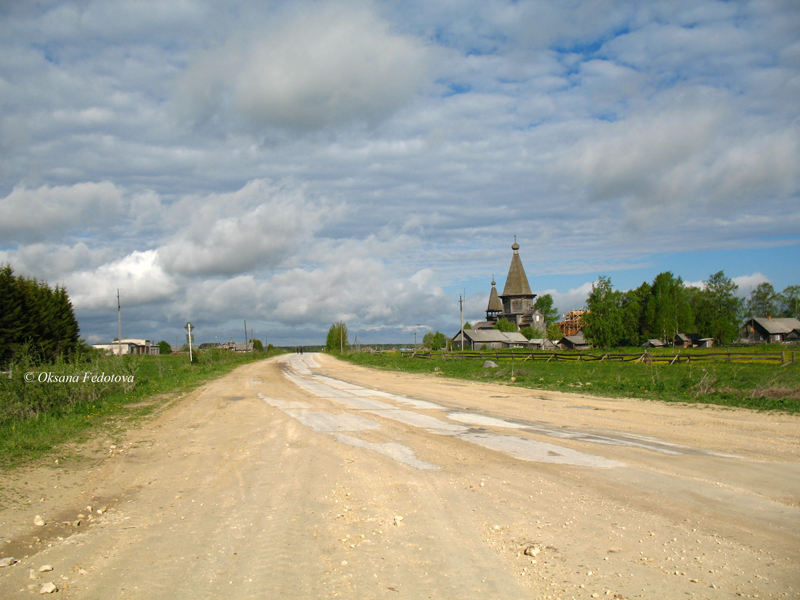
[340,349,800,414]
[0,348,285,467]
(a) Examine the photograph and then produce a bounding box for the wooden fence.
[398,349,796,365]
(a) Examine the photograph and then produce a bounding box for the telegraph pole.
[459,293,464,353]
[117,289,122,357]
[185,322,194,362]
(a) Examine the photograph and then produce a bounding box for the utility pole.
[117,289,122,357]
[459,294,464,353]
[185,322,194,362]
[244,319,248,351]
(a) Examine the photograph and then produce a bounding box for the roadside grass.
[0,349,285,467]
[340,348,800,414]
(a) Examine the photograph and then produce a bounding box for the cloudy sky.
[1,0,798,346]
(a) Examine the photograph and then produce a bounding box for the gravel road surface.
[1,353,798,599]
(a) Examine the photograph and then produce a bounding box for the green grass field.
[342,346,800,413]
[0,348,285,466]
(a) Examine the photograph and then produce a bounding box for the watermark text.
[24,372,135,384]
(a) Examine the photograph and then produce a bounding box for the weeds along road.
[1,353,798,599]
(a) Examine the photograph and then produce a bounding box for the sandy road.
[1,353,798,599]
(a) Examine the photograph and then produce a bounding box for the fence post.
[781,350,786,364]
[727,348,731,363]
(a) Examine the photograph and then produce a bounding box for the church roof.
[501,241,533,297]
[487,279,502,312]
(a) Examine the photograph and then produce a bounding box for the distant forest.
[583,271,799,348]
[0,264,80,366]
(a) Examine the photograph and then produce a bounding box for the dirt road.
[1,353,798,599]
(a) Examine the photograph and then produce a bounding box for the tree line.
[584,271,799,348]
[0,264,81,366]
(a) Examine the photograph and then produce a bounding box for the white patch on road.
[301,354,321,368]
[283,411,380,432]
[279,353,633,468]
[366,409,469,435]
[261,376,438,470]
[448,412,526,429]
[461,433,625,468]
[259,394,313,410]
[357,390,442,410]
[332,434,440,470]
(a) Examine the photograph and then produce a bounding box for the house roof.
[501,241,533,297]
[675,333,700,341]
[456,329,528,344]
[750,317,800,335]
[528,338,556,347]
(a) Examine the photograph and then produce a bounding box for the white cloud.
[545,282,595,314]
[65,250,179,309]
[685,272,770,297]
[174,1,433,133]
[732,272,771,296]
[157,179,337,276]
[0,242,112,282]
[0,181,125,242]
[269,259,449,326]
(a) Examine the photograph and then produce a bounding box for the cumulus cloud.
[545,283,595,314]
[269,259,449,326]
[157,179,338,276]
[554,92,800,235]
[732,272,771,296]
[174,1,433,133]
[65,250,179,309]
[0,181,125,242]
[0,242,112,282]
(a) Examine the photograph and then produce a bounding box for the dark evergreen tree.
[0,265,25,364]
[0,264,80,365]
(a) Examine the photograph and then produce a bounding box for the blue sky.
[1,0,798,346]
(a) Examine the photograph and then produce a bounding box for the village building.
[93,339,159,355]
[674,333,714,348]
[451,328,529,350]
[557,330,591,350]
[641,338,666,348]
[740,317,800,343]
